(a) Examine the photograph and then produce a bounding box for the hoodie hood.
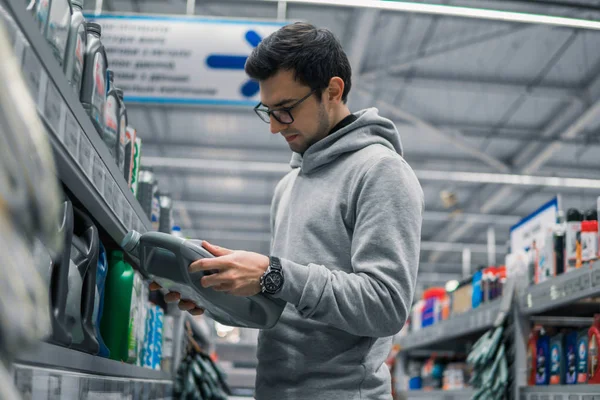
[290,108,403,174]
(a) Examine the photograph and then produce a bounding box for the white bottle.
[63,0,85,94]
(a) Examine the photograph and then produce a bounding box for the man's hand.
[148,282,205,316]
[190,241,270,297]
[148,241,270,314]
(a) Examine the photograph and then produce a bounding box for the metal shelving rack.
[0,0,174,392]
[399,262,600,400]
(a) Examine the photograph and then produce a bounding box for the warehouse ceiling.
[90,0,600,290]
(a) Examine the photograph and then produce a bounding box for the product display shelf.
[520,261,600,315]
[14,342,171,381]
[2,0,151,249]
[398,298,502,351]
[403,389,475,399]
[519,385,600,400]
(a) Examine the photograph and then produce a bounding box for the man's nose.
[270,116,287,134]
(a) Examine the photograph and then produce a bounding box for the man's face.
[259,70,331,154]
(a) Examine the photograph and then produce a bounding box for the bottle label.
[536,348,547,384]
[72,25,85,92]
[566,223,580,262]
[151,196,160,231]
[566,343,577,384]
[590,334,598,378]
[578,338,588,383]
[103,95,118,152]
[91,53,106,126]
[118,115,127,172]
[550,344,561,384]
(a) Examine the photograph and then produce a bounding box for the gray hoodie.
[255,108,424,400]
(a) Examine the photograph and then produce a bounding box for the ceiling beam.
[427,97,600,262]
[267,0,600,30]
[344,8,379,106]
[177,200,521,225]
[360,72,582,101]
[144,156,600,189]
[361,93,512,172]
[184,228,506,254]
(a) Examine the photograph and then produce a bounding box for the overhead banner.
[509,196,560,254]
[86,14,286,106]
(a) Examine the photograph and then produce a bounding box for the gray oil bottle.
[103,69,120,162]
[63,0,85,94]
[137,166,157,220]
[115,88,127,176]
[122,230,285,329]
[45,0,71,66]
[80,22,107,137]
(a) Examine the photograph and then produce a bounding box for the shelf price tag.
[92,154,105,195]
[21,44,43,102]
[591,267,600,288]
[78,136,94,179]
[104,171,114,205]
[115,192,124,225]
[64,112,80,160]
[43,79,62,135]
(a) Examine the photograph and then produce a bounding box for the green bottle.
[100,250,134,362]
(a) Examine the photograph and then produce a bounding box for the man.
[155,22,423,400]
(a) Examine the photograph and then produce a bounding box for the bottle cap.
[86,22,102,36]
[566,208,583,222]
[71,0,84,9]
[584,209,598,221]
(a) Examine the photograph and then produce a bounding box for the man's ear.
[327,77,345,103]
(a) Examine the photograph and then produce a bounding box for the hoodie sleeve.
[272,156,424,338]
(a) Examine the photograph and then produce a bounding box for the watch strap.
[269,256,282,271]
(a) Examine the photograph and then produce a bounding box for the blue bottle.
[536,334,550,385]
[95,242,110,358]
[565,331,578,384]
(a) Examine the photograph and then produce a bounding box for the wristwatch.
[260,256,284,295]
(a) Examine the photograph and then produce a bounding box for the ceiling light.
[276,0,600,30]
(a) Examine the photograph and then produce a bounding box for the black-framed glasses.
[254,89,316,124]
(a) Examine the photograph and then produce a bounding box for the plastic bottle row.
[34,189,174,370]
[24,0,140,192]
[527,315,600,386]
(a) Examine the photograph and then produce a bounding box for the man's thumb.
[202,241,233,256]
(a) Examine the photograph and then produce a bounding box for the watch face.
[264,271,283,293]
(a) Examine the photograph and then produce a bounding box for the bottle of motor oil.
[553,211,566,276]
[536,332,550,385]
[549,332,565,384]
[122,230,286,329]
[45,0,71,66]
[67,207,100,355]
[103,69,120,162]
[63,0,85,94]
[137,166,157,220]
[566,209,583,272]
[577,329,589,383]
[80,22,107,137]
[582,210,598,263]
[115,88,128,176]
[100,250,136,362]
[131,136,142,196]
[27,0,51,35]
[158,191,173,234]
[124,126,137,186]
[47,198,74,346]
[589,314,600,384]
[95,241,110,358]
[565,330,578,384]
[527,327,539,385]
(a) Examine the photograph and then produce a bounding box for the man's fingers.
[202,241,234,256]
[189,256,230,273]
[200,272,231,288]
[189,308,205,316]
[178,300,197,311]
[164,292,181,303]
[149,282,162,291]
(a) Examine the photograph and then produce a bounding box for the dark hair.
[245,22,352,103]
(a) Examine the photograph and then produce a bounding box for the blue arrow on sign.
[206,30,262,98]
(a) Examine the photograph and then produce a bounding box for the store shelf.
[15,342,171,381]
[2,0,151,248]
[398,299,502,351]
[404,389,475,399]
[520,385,600,400]
[520,261,600,315]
